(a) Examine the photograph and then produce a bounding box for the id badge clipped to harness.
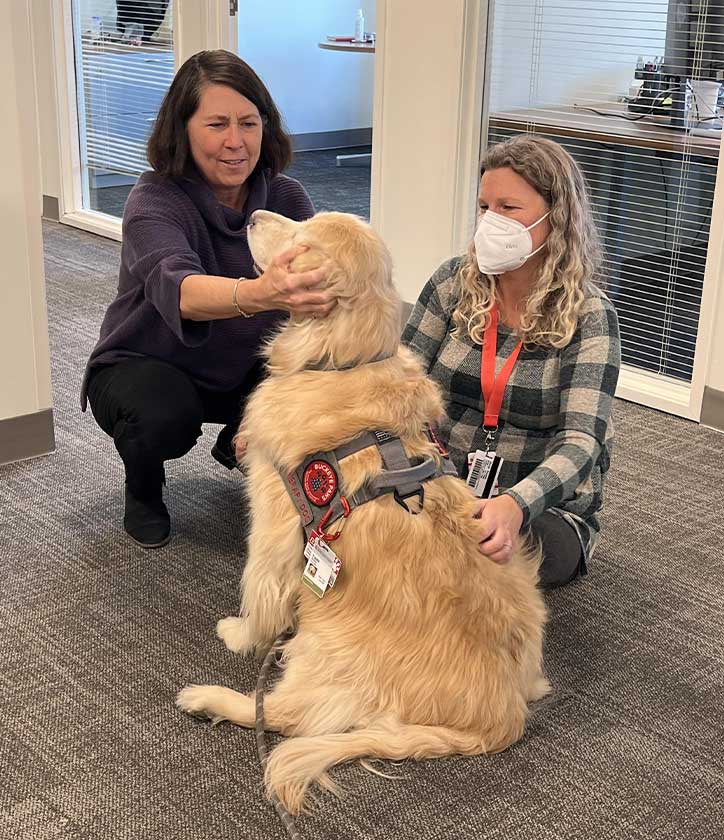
[466,305,522,499]
[302,531,342,598]
[284,429,457,595]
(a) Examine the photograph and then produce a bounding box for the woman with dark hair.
[82,50,335,549]
[403,135,620,587]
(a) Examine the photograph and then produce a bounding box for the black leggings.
[87,357,263,500]
[529,511,586,588]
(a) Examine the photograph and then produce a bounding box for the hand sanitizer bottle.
[354,9,365,42]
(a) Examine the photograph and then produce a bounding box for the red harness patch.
[303,460,338,507]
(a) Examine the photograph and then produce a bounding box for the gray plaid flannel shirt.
[401,256,621,561]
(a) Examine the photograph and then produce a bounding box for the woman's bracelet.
[232,277,254,318]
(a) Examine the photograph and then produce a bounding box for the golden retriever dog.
[177,210,549,815]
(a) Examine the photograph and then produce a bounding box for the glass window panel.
[72,0,175,218]
[483,0,724,383]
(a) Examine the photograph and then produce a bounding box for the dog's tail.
[264,719,493,814]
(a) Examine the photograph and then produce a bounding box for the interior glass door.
[236,1,376,220]
[71,1,175,218]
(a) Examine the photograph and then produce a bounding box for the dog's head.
[247,210,401,373]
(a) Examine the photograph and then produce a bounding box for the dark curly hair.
[147,49,292,178]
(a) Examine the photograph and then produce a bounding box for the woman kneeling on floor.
[403,135,621,587]
[81,50,335,548]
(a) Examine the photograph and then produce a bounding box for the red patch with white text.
[303,460,338,507]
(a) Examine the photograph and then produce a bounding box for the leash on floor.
[255,630,302,840]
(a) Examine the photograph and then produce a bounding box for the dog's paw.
[176,684,226,724]
[216,615,256,654]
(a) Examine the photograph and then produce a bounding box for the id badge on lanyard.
[466,305,522,499]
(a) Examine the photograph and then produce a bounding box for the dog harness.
[280,428,458,542]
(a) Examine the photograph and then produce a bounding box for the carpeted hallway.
[0,220,722,840]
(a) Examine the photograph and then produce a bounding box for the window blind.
[72,1,175,216]
[483,0,723,384]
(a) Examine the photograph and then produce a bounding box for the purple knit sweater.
[80,167,314,409]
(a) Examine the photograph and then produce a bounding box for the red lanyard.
[481,305,523,431]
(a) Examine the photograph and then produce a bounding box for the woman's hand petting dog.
[254,245,338,318]
[474,495,524,564]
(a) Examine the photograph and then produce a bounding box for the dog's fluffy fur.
[177,210,549,814]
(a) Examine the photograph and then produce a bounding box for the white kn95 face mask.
[473,210,550,275]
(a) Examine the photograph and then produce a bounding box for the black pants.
[529,511,585,588]
[87,357,263,500]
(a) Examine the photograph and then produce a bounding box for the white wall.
[25,0,724,411]
[237,0,376,136]
[489,0,668,111]
[33,0,62,202]
[0,0,53,422]
[371,0,486,302]
[704,249,724,392]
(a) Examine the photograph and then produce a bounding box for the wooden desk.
[318,40,375,166]
[488,106,721,160]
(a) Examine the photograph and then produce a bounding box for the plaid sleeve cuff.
[503,431,601,526]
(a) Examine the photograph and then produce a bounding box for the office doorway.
[235,1,376,219]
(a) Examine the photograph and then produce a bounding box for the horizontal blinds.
[484,0,724,384]
[73,1,174,192]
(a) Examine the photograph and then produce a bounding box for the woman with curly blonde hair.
[402,135,621,586]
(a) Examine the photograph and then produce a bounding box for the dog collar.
[303,352,393,372]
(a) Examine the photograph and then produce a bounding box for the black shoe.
[123,486,171,548]
[211,425,241,471]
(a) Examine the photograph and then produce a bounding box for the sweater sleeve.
[503,297,621,526]
[401,258,460,372]
[120,191,213,348]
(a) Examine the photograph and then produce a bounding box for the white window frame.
[611,139,724,421]
[50,0,235,242]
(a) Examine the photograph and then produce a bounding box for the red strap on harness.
[318,496,350,542]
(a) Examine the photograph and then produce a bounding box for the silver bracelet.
[232,277,254,318]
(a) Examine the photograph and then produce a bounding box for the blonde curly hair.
[452,135,603,348]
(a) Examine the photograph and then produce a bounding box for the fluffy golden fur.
[177,210,549,814]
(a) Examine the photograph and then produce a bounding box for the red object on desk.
[326,36,355,42]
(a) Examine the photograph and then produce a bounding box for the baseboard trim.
[292,128,372,152]
[701,386,724,433]
[0,408,56,465]
[42,195,60,221]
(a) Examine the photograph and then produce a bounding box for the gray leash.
[255,630,302,840]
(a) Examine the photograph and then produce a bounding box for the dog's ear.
[304,213,393,302]
[288,245,325,274]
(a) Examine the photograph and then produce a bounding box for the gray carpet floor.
[1,220,723,840]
